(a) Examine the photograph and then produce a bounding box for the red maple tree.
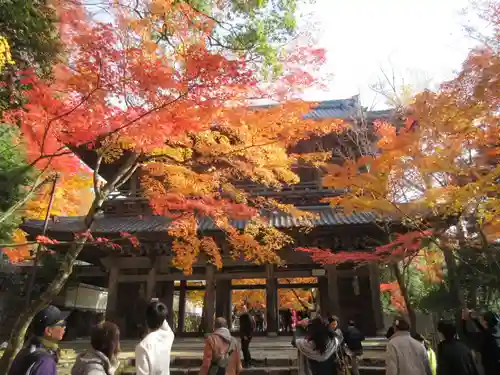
[0,0,344,370]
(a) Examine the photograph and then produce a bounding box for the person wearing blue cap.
[8,305,70,375]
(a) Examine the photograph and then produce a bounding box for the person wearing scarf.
[8,305,69,375]
[292,317,340,375]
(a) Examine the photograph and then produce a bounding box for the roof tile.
[21,206,377,234]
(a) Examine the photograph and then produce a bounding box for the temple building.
[21,96,395,338]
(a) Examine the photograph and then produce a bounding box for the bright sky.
[300,0,480,109]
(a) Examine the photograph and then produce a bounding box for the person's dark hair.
[214,317,228,329]
[437,320,457,340]
[307,317,330,354]
[385,326,395,339]
[413,333,424,342]
[394,316,410,331]
[328,315,339,324]
[146,301,168,330]
[90,322,120,360]
[413,333,429,349]
[348,320,355,326]
[483,311,500,329]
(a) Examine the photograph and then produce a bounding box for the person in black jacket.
[239,307,255,368]
[462,309,500,375]
[436,320,479,375]
[342,320,365,375]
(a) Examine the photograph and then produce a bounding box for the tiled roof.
[252,96,393,122]
[304,96,362,120]
[21,206,377,235]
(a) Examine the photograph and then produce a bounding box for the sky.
[85,0,484,110]
[299,0,481,109]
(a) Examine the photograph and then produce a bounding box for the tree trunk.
[0,154,138,374]
[0,192,106,373]
[441,245,465,332]
[391,262,417,334]
[0,235,90,373]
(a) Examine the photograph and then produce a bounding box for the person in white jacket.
[135,300,175,375]
[386,317,432,375]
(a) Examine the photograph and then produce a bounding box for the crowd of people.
[7,301,175,375]
[383,309,500,375]
[6,301,500,375]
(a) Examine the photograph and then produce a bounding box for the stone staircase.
[120,357,384,375]
[116,337,386,375]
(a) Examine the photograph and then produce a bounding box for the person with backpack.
[292,316,342,375]
[8,305,69,375]
[199,317,242,375]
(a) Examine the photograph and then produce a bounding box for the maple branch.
[98,90,192,143]
[114,161,140,190]
[0,174,56,224]
[42,61,102,154]
[100,153,140,198]
[93,153,104,197]
[219,140,279,157]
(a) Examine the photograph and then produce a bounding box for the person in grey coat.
[71,322,121,375]
[386,317,432,375]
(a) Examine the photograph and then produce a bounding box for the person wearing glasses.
[8,305,69,375]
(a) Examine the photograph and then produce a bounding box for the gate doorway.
[277,277,318,335]
[231,279,267,335]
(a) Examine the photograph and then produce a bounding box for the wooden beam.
[325,264,341,317]
[202,264,216,333]
[178,280,187,333]
[105,266,119,323]
[163,281,175,328]
[100,252,320,269]
[368,263,384,333]
[265,264,278,336]
[146,263,158,301]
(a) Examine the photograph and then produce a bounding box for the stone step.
[120,366,384,375]
[126,357,385,368]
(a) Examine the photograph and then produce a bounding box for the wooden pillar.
[203,264,216,333]
[178,280,187,333]
[105,266,120,323]
[266,264,278,336]
[146,264,157,301]
[369,263,384,333]
[164,281,175,328]
[318,276,329,318]
[325,265,340,316]
[216,279,231,324]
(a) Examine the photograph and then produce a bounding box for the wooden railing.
[233,181,341,196]
[105,181,340,201]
